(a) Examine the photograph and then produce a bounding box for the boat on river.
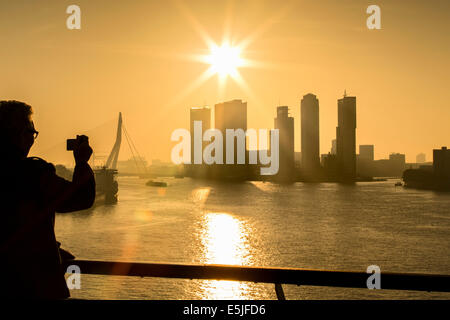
[146,180,167,187]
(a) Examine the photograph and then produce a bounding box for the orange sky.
[1,0,449,165]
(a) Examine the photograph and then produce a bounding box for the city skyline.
[183,93,433,163]
[182,93,436,182]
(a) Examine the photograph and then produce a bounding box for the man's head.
[0,100,38,158]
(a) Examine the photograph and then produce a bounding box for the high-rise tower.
[214,99,247,179]
[275,106,295,181]
[336,94,357,181]
[189,106,211,177]
[301,93,320,177]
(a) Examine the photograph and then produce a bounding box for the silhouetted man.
[0,100,95,299]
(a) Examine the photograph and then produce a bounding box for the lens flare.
[205,44,243,77]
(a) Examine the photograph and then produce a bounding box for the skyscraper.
[301,93,320,177]
[274,106,295,181]
[214,99,247,179]
[190,106,211,163]
[336,94,357,181]
[189,106,211,177]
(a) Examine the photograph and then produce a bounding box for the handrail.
[63,259,450,299]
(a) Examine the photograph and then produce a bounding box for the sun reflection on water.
[199,212,252,299]
[192,187,211,209]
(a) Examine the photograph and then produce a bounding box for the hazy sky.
[1,0,449,165]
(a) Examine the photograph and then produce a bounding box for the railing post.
[275,283,285,300]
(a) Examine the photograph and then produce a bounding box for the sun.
[205,43,243,78]
[162,1,293,109]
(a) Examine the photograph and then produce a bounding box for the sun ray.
[218,73,227,101]
[230,71,261,108]
[223,0,235,44]
[172,0,216,48]
[237,1,296,50]
[154,0,297,121]
[166,66,217,109]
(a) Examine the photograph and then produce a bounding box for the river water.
[55,176,450,299]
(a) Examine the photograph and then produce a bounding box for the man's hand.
[73,135,93,164]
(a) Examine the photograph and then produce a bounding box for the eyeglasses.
[25,120,39,139]
[28,129,39,139]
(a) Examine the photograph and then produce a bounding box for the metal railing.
[63,260,450,299]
